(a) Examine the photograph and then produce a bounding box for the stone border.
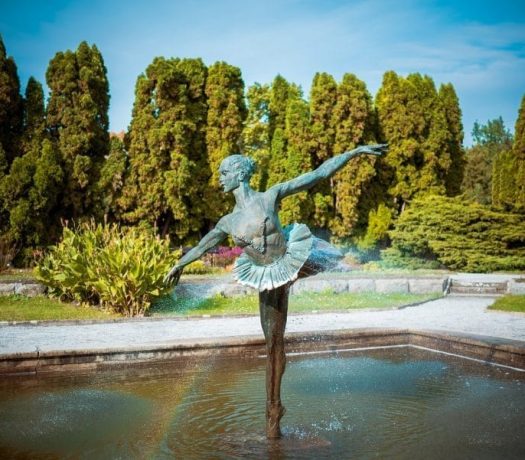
[1,328,523,375]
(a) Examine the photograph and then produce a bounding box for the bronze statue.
[165,144,386,438]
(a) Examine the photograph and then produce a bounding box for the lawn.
[150,291,441,317]
[0,295,118,321]
[488,295,525,313]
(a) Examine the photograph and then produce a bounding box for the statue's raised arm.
[272,143,386,200]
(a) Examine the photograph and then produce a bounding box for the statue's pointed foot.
[266,401,286,439]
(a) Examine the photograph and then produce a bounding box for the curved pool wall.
[1,345,524,459]
[1,328,525,375]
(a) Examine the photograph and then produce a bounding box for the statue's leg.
[259,284,289,439]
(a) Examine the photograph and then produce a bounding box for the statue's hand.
[356,144,388,156]
[164,264,183,287]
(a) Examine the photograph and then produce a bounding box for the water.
[0,347,524,459]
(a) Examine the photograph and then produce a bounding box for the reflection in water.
[0,347,524,459]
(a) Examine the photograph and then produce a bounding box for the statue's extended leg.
[259,284,289,439]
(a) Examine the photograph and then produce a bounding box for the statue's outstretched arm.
[164,226,228,286]
[273,144,386,200]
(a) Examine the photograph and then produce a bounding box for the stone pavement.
[1,295,524,357]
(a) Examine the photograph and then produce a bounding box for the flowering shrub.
[204,246,243,268]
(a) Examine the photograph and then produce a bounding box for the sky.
[1,0,524,145]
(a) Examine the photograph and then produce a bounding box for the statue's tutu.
[233,223,343,291]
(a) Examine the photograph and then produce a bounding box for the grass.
[0,295,118,321]
[488,295,525,313]
[150,291,441,317]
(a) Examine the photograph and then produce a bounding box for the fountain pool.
[0,346,524,459]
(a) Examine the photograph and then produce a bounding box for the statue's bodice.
[224,194,286,265]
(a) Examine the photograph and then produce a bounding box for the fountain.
[164,144,386,437]
[1,346,524,458]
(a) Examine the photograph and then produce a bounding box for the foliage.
[462,117,513,205]
[356,203,393,257]
[0,235,19,271]
[492,95,525,213]
[46,41,110,219]
[183,260,218,275]
[0,295,118,321]
[386,195,525,272]
[242,83,271,191]
[514,95,525,212]
[439,83,464,196]
[204,61,246,221]
[308,72,338,228]
[0,34,23,168]
[330,73,378,240]
[96,135,128,221]
[205,245,243,268]
[266,76,312,225]
[120,57,209,243]
[35,223,180,316]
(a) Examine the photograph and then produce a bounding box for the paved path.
[1,296,524,356]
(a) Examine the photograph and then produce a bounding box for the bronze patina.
[165,144,386,438]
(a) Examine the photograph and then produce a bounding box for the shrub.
[184,260,219,275]
[204,246,243,268]
[35,223,180,316]
[386,195,525,272]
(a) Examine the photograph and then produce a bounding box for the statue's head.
[219,155,256,192]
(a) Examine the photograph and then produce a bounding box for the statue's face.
[219,159,242,192]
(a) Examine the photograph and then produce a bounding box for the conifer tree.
[204,61,246,221]
[513,95,525,212]
[0,35,23,168]
[279,98,313,225]
[439,83,464,196]
[96,135,128,221]
[1,78,64,253]
[46,41,109,219]
[329,73,377,240]
[121,57,208,242]
[265,77,312,224]
[242,83,271,191]
[309,72,338,229]
[376,71,451,211]
[462,117,512,205]
[266,75,302,188]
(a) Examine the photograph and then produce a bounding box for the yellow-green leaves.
[35,222,180,316]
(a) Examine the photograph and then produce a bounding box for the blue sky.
[1,0,524,145]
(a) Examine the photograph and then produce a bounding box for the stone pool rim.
[1,328,524,375]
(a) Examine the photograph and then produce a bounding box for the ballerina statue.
[165,143,386,438]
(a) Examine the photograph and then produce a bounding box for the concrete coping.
[1,328,524,375]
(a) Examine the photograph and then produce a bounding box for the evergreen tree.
[242,83,271,191]
[121,57,208,243]
[376,71,451,211]
[439,83,464,196]
[512,95,525,212]
[46,41,110,219]
[279,98,313,225]
[1,78,64,254]
[309,72,338,229]
[96,135,128,221]
[266,75,302,188]
[462,117,512,205]
[330,73,377,240]
[0,35,23,168]
[204,61,246,222]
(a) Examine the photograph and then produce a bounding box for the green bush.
[386,195,525,272]
[35,223,180,316]
[184,260,219,275]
